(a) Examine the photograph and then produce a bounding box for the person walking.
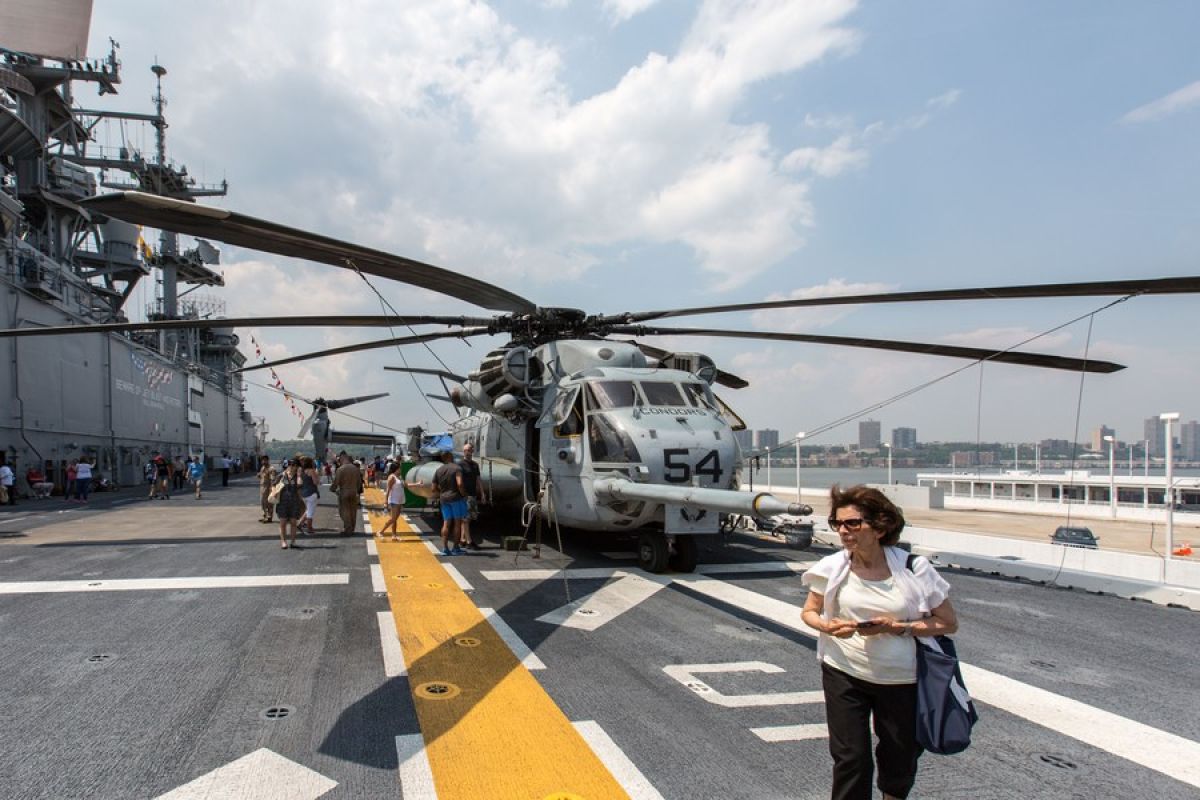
[298,456,321,535]
[64,459,78,502]
[375,462,405,541]
[433,450,467,556]
[458,443,486,550]
[153,455,171,499]
[144,457,156,498]
[800,485,959,800]
[257,456,277,523]
[187,456,206,499]
[330,452,363,536]
[74,457,93,503]
[220,453,231,487]
[172,455,187,492]
[0,457,15,505]
[274,460,303,549]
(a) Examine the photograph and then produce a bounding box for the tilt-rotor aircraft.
[5,191,1200,572]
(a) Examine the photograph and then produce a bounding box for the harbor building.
[1091,425,1115,453]
[1145,416,1166,458]
[752,429,779,451]
[858,419,881,450]
[917,469,1200,523]
[892,427,917,450]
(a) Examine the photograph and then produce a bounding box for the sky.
[83,1,1200,449]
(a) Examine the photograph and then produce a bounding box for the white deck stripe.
[154,747,337,799]
[395,734,438,799]
[537,574,667,630]
[961,664,1200,789]
[751,724,828,742]
[366,539,378,557]
[440,563,474,592]
[423,539,442,556]
[0,574,349,594]
[362,515,373,534]
[662,662,824,707]
[376,611,406,677]
[369,564,386,593]
[573,720,665,800]
[695,560,816,574]
[481,567,623,582]
[479,607,546,670]
[670,572,1200,787]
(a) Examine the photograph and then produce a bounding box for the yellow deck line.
[366,492,629,800]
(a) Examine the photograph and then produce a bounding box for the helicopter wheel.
[669,535,698,573]
[637,531,669,574]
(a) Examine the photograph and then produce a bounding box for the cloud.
[937,326,1073,351]
[1120,79,1200,124]
[603,0,662,24]
[781,134,868,177]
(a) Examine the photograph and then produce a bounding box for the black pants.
[221,468,229,487]
[822,662,921,800]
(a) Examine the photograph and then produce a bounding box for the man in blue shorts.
[433,450,468,555]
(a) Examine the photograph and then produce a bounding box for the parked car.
[1051,526,1099,549]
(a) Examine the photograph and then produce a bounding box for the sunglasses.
[828,517,867,531]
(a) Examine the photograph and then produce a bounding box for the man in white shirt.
[0,457,15,505]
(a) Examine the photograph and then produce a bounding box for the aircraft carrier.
[0,21,260,492]
[0,483,1196,799]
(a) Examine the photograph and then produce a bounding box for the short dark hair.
[829,484,905,546]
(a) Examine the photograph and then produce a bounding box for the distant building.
[858,419,881,450]
[1182,421,1199,461]
[1039,438,1071,454]
[950,450,995,469]
[892,427,917,450]
[1145,416,1166,458]
[753,429,779,451]
[733,430,754,451]
[1090,425,1115,452]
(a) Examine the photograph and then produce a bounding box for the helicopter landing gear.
[669,535,698,573]
[637,531,669,573]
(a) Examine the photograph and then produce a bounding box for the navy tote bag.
[914,635,978,754]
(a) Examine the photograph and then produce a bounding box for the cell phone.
[856,619,879,628]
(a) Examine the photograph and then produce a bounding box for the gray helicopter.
[297,393,390,459]
[7,190,1200,572]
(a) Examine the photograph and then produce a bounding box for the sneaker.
[450,546,465,555]
[468,542,482,551]
[442,547,453,556]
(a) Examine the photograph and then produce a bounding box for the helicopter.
[5,190,1200,572]
[296,393,392,459]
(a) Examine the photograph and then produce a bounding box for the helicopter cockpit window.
[588,413,641,463]
[586,381,637,410]
[683,382,717,411]
[543,385,583,436]
[640,381,686,407]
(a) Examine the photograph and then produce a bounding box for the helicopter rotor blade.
[603,275,1200,324]
[0,315,496,339]
[238,327,493,373]
[298,407,318,439]
[323,392,390,411]
[82,191,538,313]
[383,366,469,383]
[609,325,1124,374]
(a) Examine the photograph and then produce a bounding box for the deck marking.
[154,747,336,799]
[423,539,442,555]
[573,720,666,800]
[537,573,667,630]
[0,516,32,525]
[478,607,545,670]
[366,539,378,557]
[370,563,386,593]
[695,560,816,574]
[481,567,624,582]
[960,664,1200,789]
[750,724,829,742]
[395,734,439,800]
[377,611,407,677]
[0,574,349,594]
[374,514,631,799]
[668,571,1200,787]
[441,563,474,592]
[662,662,823,707]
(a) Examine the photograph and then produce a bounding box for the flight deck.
[0,480,1197,799]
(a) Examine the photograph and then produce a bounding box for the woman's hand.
[856,616,897,637]
[824,618,859,639]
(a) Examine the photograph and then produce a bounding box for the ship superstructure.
[1,38,260,490]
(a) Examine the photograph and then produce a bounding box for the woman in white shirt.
[800,485,958,800]
[375,463,405,542]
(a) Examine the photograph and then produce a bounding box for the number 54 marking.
[663,449,722,483]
